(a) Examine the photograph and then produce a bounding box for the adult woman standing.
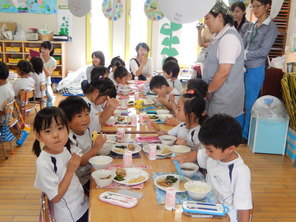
[242,0,277,140]
[231,1,250,37]
[40,41,57,107]
[129,42,153,80]
[202,1,245,126]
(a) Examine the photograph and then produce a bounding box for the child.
[163,56,178,64]
[154,91,207,150]
[107,56,125,81]
[33,107,89,222]
[58,96,106,191]
[174,114,252,222]
[0,62,15,123]
[40,41,57,107]
[149,75,180,111]
[12,60,35,95]
[86,51,105,82]
[163,60,183,93]
[30,57,46,99]
[112,65,129,91]
[90,66,109,81]
[81,78,119,132]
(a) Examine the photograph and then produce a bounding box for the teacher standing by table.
[202,1,245,126]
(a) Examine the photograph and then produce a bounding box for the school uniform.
[44,57,57,107]
[166,88,180,104]
[168,78,183,94]
[168,122,188,139]
[30,71,46,98]
[82,97,102,132]
[0,83,15,123]
[197,149,252,222]
[185,125,202,150]
[69,129,93,186]
[34,148,88,222]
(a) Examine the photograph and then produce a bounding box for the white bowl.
[180,163,199,177]
[158,114,172,122]
[159,135,177,145]
[105,116,117,126]
[184,181,212,200]
[91,169,116,187]
[89,155,113,170]
[120,88,131,95]
[98,142,114,155]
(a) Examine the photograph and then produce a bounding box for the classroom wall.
[287,0,296,51]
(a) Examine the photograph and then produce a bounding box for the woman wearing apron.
[202,1,245,126]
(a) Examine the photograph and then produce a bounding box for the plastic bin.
[5,47,21,52]
[286,127,296,164]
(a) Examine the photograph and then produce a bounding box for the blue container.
[248,114,289,155]
[16,130,29,146]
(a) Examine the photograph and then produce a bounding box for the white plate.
[112,143,142,155]
[169,145,191,154]
[154,174,190,193]
[156,110,170,114]
[143,144,172,156]
[143,99,155,106]
[113,168,149,186]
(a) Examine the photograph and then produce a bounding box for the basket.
[38,33,53,41]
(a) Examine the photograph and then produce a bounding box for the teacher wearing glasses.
[242,0,277,141]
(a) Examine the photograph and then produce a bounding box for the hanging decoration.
[58,5,73,37]
[270,0,284,19]
[158,0,216,24]
[160,21,182,64]
[228,0,249,7]
[68,0,90,17]
[144,0,164,21]
[102,0,123,21]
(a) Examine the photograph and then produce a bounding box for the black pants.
[77,210,88,222]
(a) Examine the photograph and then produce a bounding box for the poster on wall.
[0,0,57,14]
[58,5,73,37]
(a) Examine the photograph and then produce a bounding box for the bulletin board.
[0,0,57,14]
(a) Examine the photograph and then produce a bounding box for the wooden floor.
[0,95,296,222]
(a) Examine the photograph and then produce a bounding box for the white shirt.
[69,129,93,186]
[129,57,153,77]
[211,25,242,64]
[30,72,46,98]
[34,148,88,222]
[12,77,35,95]
[166,88,180,104]
[168,78,183,94]
[168,122,188,139]
[185,125,202,150]
[197,149,252,222]
[0,83,15,123]
[44,57,57,84]
[82,96,102,132]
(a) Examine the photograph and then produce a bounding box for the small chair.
[39,193,55,222]
[36,82,47,110]
[17,89,36,121]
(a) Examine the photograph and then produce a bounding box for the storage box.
[8,58,22,64]
[55,48,62,54]
[0,22,17,34]
[0,58,2,61]
[5,47,21,52]
[24,47,40,53]
[286,127,296,164]
[248,114,289,155]
[52,70,61,76]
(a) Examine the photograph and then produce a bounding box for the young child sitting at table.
[107,56,125,81]
[33,107,89,222]
[0,62,15,123]
[58,96,106,193]
[81,78,119,132]
[112,65,129,92]
[153,91,207,150]
[149,75,180,111]
[30,57,46,100]
[163,60,183,93]
[90,66,109,81]
[12,60,35,95]
[174,114,252,222]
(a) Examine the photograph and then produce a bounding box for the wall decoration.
[102,0,123,21]
[160,21,182,64]
[58,5,72,37]
[68,0,90,17]
[144,0,164,21]
[158,0,215,24]
[229,0,249,7]
[0,0,57,14]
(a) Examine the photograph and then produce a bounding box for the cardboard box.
[0,22,17,34]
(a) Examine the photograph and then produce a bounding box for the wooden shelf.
[0,40,67,78]
[269,0,291,58]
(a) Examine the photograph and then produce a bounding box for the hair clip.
[188,89,195,95]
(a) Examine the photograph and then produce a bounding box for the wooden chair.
[17,89,36,121]
[39,193,55,222]
[36,82,47,110]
